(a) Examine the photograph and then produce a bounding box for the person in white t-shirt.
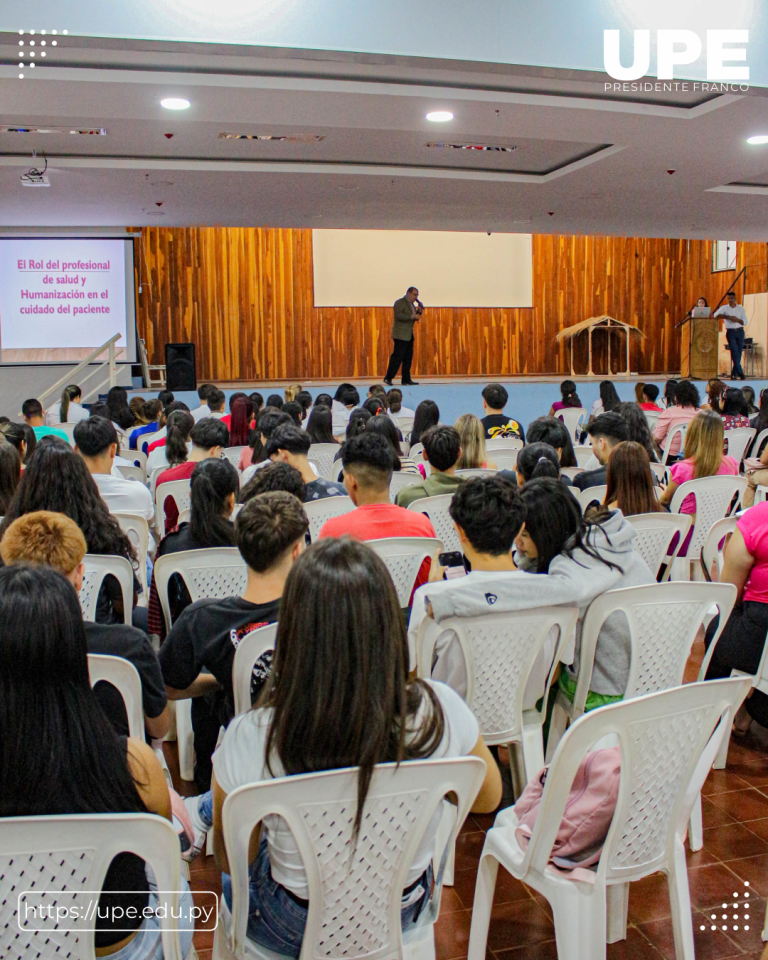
[714,290,749,380]
[45,384,90,426]
[191,538,501,955]
[190,383,217,422]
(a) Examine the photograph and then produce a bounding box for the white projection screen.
[312,230,533,308]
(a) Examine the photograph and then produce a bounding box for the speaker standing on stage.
[715,290,748,380]
[383,286,422,386]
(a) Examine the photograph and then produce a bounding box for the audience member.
[409,399,440,447]
[128,399,163,450]
[0,442,21,513]
[146,399,191,449]
[455,414,498,470]
[1,511,168,739]
[45,384,89,425]
[639,383,662,411]
[367,414,421,474]
[332,407,371,468]
[241,410,293,482]
[249,391,264,415]
[228,396,255,446]
[0,563,195,957]
[603,441,663,516]
[548,379,582,416]
[22,398,68,442]
[589,380,621,418]
[202,537,501,955]
[615,401,659,462]
[479,383,524,441]
[295,390,313,422]
[720,387,751,431]
[526,416,578,468]
[396,425,464,508]
[634,382,646,404]
[285,383,302,404]
[282,400,303,427]
[266,392,284,409]
[305,405,339,446]
[191,383,216,422]
[160,492,308,788]
[743,385,758,416]
[239,461,305,505]
[701,378,727,414]
[652,379,699,457]
[386,387,415,420]
[206,388,228,420]
[158,390,175,409]
[157,418,230,531]
[515,442,564,486]
[662,379,678,409]
[331,384,360,435]
[572,413,629,491]
[106,385,135,431]
[0,422,34,465]
[265,425,346,501]
[314,392,333,409]
[147,408,195,473]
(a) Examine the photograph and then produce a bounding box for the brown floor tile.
[607,926,668,960]
[728,762,768,789]
[440,887,466,915]
[192,929,215,950]
[494,938,559,960]
[703,798,738,829]
[710,789,768,823]
[486,897,554,953]
[638,913,744,960]
[743,819,768,843]
[725,855,768,898]
[628,872,672,923]
[703,770,750,797]
[195,951,212,960]
[697,898,764,954]
[454,830,490,872]
[452,865,532,910]
[689,863,755,911]
[434,907,473,960]
[703,822,768,862]
[687,845,719,868]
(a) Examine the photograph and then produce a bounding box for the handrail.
[36,333,123,408]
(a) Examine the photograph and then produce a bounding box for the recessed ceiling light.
[747,135,768,145]
[426,111,453,122]
[161,98,190,110]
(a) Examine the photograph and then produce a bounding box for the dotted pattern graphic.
[700,881,751,932]
[16,28,67,78]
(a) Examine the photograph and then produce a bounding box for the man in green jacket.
[384,286,422,386]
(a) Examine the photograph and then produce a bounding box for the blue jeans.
[221,837,432,958]
[726,327,746,378]
[105,883,195,960]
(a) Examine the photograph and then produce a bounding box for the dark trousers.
[726,327,746,378]
[385,337,414,382]
[191,688,229,790]
[705,600,768,726]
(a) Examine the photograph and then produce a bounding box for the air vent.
[218,133,325,142]
[425,141,517,152]
[0,126,107,135]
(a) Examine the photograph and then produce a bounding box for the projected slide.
[0,238,136,363]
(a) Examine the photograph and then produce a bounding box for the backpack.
[513,747,620,882]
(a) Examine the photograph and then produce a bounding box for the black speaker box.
[165,342,197,391]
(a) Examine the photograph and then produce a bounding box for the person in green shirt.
[396,424,465,509]
[22,399,69,442]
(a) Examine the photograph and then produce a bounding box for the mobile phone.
[438,551,466,580]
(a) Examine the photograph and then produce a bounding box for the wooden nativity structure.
[556,315,645,376]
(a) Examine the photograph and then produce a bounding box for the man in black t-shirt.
[159,491,309,788]
[480,383,525,442]
[0,511,169,740]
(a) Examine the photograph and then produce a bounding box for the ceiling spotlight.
[426,111,453,122]
[747,135,768,145]
[161,98,190,110]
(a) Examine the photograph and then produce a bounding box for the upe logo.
[604,30,749,81]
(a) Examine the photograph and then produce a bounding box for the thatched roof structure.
[556,315,644,375]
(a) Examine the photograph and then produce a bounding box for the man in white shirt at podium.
[715,290,748,380]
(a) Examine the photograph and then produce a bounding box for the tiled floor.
[168,637,768,960]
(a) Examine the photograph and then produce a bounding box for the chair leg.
[508,742,528,800]
[521,725,545,783]
[546,699,569,762]
[176,699,195,782]
[606,882,629,943]
[713,727,731,770]
[667,839,696,960]
[688,795,704,852]
[762,897,768,942]
[549,880,607,960]
[467,852,499,960]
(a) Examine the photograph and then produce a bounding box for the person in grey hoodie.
[422,478,654,709]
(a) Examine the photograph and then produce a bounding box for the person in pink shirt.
[547,379,583,417]
[703,499,768,734]
[652,379,700,458]
[319,432,439,600]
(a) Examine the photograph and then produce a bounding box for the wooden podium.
[680,316,719,379]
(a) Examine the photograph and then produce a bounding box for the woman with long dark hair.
[0,442,21,514]
[701,378,727,414]
[107,385,136,431]
[410,399,439,447]
[0,422,35,466]
[45,383,89,425]
[548,379,582,416]
[603,441,663,516]
[515,442,562,486]
[147,410,194,473]
[743,385,758,416]
[208,538,501,955]
[615,401,659,462]
[305,405,338,445]
[367,414,421,474]
[720,387,751,430]
[590,380,621,418]
[526,416,578,468]
[229,396,254,447]
[0,564,194,958]
[662,379,678,409]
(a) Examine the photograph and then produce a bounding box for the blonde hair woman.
[284,383,302,404]
[454,414,497,470]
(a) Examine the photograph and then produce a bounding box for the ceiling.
[0,34,767,238]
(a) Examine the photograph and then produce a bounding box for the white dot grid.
[701,882,749,932]
[15,29,65,77]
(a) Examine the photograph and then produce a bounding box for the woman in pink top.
[703,499,768,734]
[659,412,738,554]
[548,379,583,417]
[652,379,700,458]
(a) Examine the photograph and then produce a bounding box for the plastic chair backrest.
[419,607,578,745]
[644,411,661,431]
[485,437,523,451]
[364,537,444,607]
[409,442,425,461]
[115,464,146,484]
[154,478,192,538]
[0,813,185,960]
[572,582,737,718]
[222,446,246,469]
[756,485,768,505]
[129,448,147,476]
[308,443,342,480]
[560,466,584,480]
[139,429,163,454]
[577,484,607,512]
[557,407,587,440]
[491,454,519,472]
[751,427,768,459]
[523,678,750,883]
[80,554,134,624]
[668,475,747,557]
[221,757,485,960]
[393,416,415,434]
[88,653,144,739]
[389,472,422,503]
[113,512,150,599]
[660,423,687,465]
[648,461,668,483]
[303,495,356,542]
[625,512,692,579]
[700,516,738,583]
[148,465,166,497]
[455,468,497,479]
[232,623,278,716]
[723,427,756,463]
[55,422,77,447]
[153,547,248,634]
[573,445,594,467]
[407,494,461,552]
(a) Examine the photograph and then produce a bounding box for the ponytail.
[59,384,81,423]
[189,458,238,547]
[387,389,403,414]
[165,411,194,466]
[516,442,561,483]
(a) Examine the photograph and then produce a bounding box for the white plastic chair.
[308,443,342,480]
[668,475,747,580]
[80,554,134,624]
[407,494,461,552]
[139,428,163,454]
[55,422,77,446]
[418,607,578,794]
[699,516,738,582]
[303,495,356,541]
[129,448,148,477]
[485,437,523,452]
[0,812,189,960]
[408,442,424,461]
[149,464,167,498]
[389,472,422,503]
[213,757,485,960]
[491,453,519,472]
[750,427,768,458]
[394,415,415,435]
[232,623,278,716]
[365,537,444,607]
[644,411,661,432]
[660,423,688,465]
[576,485,607,512]
[648,461,668,483]
[455,468,497,479]
[116,464,146,484]
[723,427,756,463]
[560,466,585,481]
[573,445,594,467]
[626,512,692,580]
[467,677,752,960]
[155,478,192,538]
[223,446,247,469]
[114,512,150,605]
[756,484,768,505]
[558,407,588,441]
[88,653,144,739]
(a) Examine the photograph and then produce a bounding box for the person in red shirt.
[319,432,438,598]
[638,383,663,412]
[156,417,230,531]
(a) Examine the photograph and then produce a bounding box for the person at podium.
[714,290,748,380]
